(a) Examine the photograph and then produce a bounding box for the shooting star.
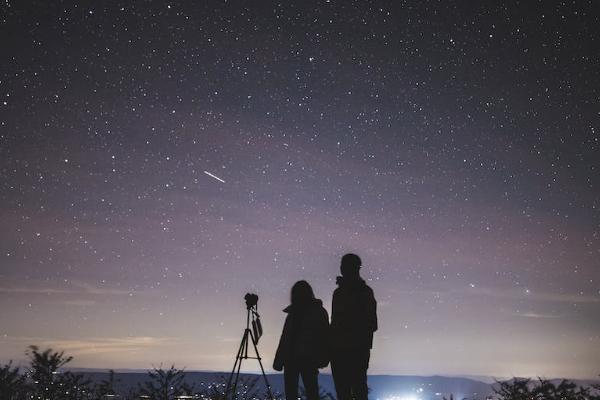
[203,170,226,183]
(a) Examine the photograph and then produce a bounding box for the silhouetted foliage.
[593,377,600,394]
[2,345,600,400]
[493,377,600,400]
[231,376,260,400]
[95,369,120,399]
[201,375,260,400]
[26,345,92,400]
[0,360,28,400]
[135,365,194,400]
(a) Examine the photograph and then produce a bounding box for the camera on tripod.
[244,293,263,342]
[225,292,273,400]
[244,293,258,310]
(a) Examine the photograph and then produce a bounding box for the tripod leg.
[248,329,275,400]
[231,330,248,400]
[226,330,247,400]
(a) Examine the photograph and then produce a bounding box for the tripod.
[225,306,274,400]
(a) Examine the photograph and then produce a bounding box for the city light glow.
[385,395,420,400]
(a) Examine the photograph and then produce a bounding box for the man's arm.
[367,287,378,333]
[273,316,290,371]
[330,289,339,327]
[317,306,331,368]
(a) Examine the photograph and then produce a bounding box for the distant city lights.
[384,395,420,400]
[384,387,426,400]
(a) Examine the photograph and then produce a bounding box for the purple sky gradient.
[1,0,599,379]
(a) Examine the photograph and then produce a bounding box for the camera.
[244,293,258,310]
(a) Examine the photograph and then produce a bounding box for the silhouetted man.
[330,253,377,400]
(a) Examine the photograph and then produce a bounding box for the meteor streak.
[203,170,226,183]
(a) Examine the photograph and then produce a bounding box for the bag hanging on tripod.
[252,313,263,343]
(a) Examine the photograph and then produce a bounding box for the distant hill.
[78,370,600,400]
[79,371,487,399]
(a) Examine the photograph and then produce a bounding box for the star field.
[1,0,599,378]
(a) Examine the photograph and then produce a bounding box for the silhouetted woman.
[273,280,330,400]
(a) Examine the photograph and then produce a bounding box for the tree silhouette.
[232,376,260,400]
[3,345,599,400]
[0,361,28,400]
[136,365,194,400]
[538,378,594,400]
[200,375,260,400]
[494,377,600,400]
[96,369,120,399]
[592,377,600,400]
[26,345,92,400]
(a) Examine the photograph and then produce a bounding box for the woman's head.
[291,280,315,306]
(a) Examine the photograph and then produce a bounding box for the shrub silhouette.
[95,369,120,399]
[493,377,600,400]
[26,345,92,400]
[1,345,599,400]
[203,375,262,400]
[0,360,28,400]
[134,365,194,400]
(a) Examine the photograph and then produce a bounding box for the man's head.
[340,253,362,278]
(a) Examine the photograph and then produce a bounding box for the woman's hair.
[291,280,315,306]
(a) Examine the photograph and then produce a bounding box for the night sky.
[1,1,599,379]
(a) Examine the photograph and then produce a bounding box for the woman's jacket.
[273,298,330,370]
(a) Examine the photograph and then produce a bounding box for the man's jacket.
[331,277,377,351]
